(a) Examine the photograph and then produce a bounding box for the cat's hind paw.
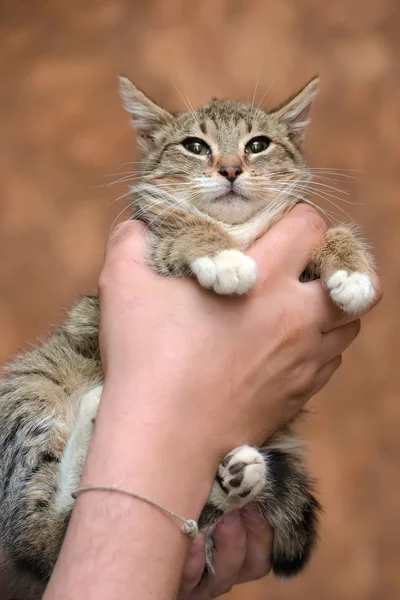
[209,445,266,510]
[326,270,375,314]
[191,250,257,295]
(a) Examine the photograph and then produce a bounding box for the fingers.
[178,534,206,599]
[188,511,247,599]
[181,509,273,599]
[99,220,158,294]
[248,204,327,281]
[321,319,361,362]
[304,279,378,333]
[237,507,273,583]
[207,511,247,597]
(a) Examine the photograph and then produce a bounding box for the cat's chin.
[200,194,260,225]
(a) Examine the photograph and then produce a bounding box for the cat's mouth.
[214,191,248,203]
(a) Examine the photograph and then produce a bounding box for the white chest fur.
[222,204,288,250]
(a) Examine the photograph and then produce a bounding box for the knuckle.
[107,222,146,261]
[276,305,303,346]
[110,219,145,241]
[98,256,133,292]
[294,361,318,395]
[111,221,130,239]
[293,204,328,235]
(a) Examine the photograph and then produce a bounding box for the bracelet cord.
[72,485,199,539]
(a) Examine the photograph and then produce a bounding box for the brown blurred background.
[1,1,399,598]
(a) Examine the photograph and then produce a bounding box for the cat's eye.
[182,137,211,156]
[245,136,270,154]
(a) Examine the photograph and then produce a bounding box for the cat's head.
[119,76,319,225]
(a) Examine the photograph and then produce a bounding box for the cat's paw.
[210,445,266,510]
[191,250,257,295]
[326,270,375,314]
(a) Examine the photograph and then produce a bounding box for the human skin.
[41,205,380,600]
[177,507,274,599]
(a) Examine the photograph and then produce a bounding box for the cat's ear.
[273,76,319,145]
[118,76,173,152]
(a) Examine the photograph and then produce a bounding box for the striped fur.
[0,78,376,598]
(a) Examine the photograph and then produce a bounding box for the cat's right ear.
[118,76,173,152]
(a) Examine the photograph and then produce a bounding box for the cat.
[0,75,376,599]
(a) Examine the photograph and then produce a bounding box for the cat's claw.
[326,270,375,314]
[191,250,257,295]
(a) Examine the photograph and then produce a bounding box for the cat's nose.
[219,165,242,182]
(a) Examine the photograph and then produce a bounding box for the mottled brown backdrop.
[1,1,399,599]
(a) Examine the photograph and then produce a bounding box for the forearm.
[44,378,219,600]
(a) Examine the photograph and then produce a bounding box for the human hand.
[178,508,272,599]
[98,205,381,460]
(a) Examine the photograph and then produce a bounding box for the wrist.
[84,376,221,518]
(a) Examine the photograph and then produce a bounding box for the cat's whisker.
[251,178,341,225]
[109,190,133,207]
[293,187,354,222]
[109,201,138,233]
[254,80,275,113]
[170,79,200,126]
[286,180,354,213]
[298,199,338,225]
[115,160,145,169]
[293,183,360,207]
[260,177,355,222]
[106,176,148,188]
[287,179,349,196]
[261,178,357,213]
[304,168,361,180]
[307,173,357,186]
[277,178,353,205]
[133,200,167,222]
[250,75,260,112]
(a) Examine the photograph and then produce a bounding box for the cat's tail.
[257,434,321,577]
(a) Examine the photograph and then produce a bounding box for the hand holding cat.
[41,204,381,600]
[178,508,273,599]
[99,203,380,454]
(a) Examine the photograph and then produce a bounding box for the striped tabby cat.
[0,76,376,599]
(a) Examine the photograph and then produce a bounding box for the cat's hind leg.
[200,440,320,578]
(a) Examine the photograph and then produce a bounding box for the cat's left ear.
[273,76,319,145]
[118,76,173,152]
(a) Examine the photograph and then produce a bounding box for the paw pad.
[216,445,266,507]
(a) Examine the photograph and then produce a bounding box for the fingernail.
[221,509,240,529]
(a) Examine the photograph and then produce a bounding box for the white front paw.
[326,270,375,314]
[191,250,257,295]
